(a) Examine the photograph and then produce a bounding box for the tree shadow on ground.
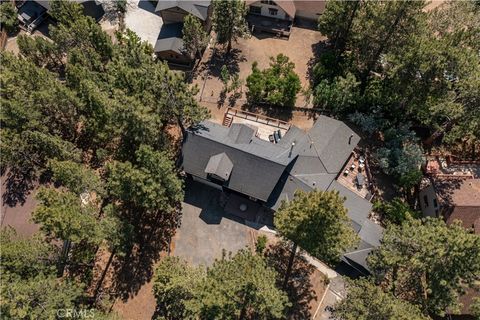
[306,40,330,86]
[242,104,294,122]
[265,241,317,319]
[109,205,181,302]
[1,168,37,207]
[201,47,247,79]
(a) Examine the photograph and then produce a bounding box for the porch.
[246,14,293,37]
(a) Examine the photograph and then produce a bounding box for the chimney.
[349,134,354,145]
[289,142,295,158]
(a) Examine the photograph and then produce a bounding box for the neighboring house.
[420,178,480,229]
[419,158,480,319]
[419,157,480,230]
[17,0,105,33]
[154,0,212,66]
[181,115,383,275]
[245,0,326,36]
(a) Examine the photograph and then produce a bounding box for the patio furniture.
[273,131,280,143]
[359,156,365,164]
[356,173,365,188]
[350,164,356,171]
[269,134,275,143]
[343,169,349,176]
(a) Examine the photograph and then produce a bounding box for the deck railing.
[224,107,291,130]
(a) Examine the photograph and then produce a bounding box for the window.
[268,8,278,16]
[250,6,261,14]
[423,195,429,207]
[261,0,275,4]
[433,198,438,208]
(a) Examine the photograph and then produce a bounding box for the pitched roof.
[204,153,234,181]
[434,178,480,207]
[182,121,292,201]
[446,206,480,234]
[154,22,184,54]
[155,0,211,21]
[34,0,105,20]
[293,0,326,13]
[182,117,381,272]
[246,0,296,18]
[292,116,360,173]
[246,0,326,18]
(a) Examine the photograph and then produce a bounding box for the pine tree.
[368,218,480,317]
[212,0,249,53]
[274,190,358,288]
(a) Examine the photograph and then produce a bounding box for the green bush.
[373,197,421,225]
[255,234,268,254]
[0,2,18,34]
[246,54,301,107]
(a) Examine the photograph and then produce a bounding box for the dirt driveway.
[193,27,325,109]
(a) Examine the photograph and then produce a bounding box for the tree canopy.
[275,190,358,265]
[153,250,290,319]
[182,14,208,59]
[316,0,480,156]
[0,2,18,34]
[368,218,480,317]
[246,54,302,108]
[1,1,207,315]
[211,0,249,52]
[332,278,430,320]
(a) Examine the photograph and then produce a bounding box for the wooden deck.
[223,107,290,141]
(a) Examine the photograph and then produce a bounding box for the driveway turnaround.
[173,180,255,266]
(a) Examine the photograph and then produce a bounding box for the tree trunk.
[282,242,297,290]
[93,248,116,302]
[227,38,232,54]
[334,0,360,54]
[57,239,71,277]
[359,3,408,93]
[238,302,248,320]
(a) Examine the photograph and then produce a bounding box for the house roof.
[154,22,184,54]
[34,0,104,20]
[246,0,326,18]
[446,206,480,234]
[246,0,296,18]
[291,115,360,174]
[434,178,480,207]
[155,0,211,21]
[205,153,234,181]
[182,117,381,271]
[293,0,326,13]
[182,121,292,201]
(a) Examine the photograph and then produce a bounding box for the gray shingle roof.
[327,180,372,226]
[292,116,360,173]
[182,121,292,201]
[204,153,233,181]
[182,118,382,272]
[155,0,211,21]
[227,123,256,144]
[154,22,184,54]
